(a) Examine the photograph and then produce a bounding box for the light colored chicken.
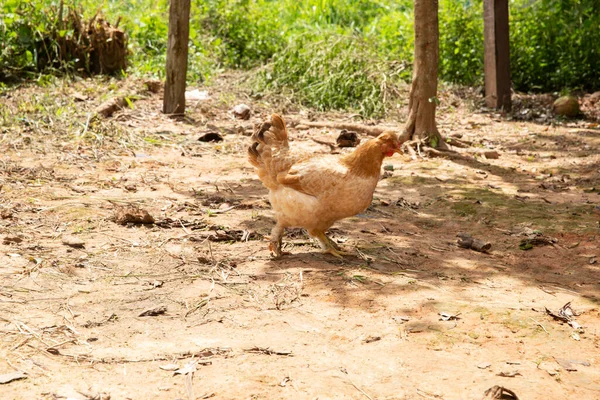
[248,114,401,258]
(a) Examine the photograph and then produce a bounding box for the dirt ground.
[1,76,599,400]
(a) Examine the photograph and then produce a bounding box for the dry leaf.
[496,370,521,378]
[159,364,179,371]
[0,371,27,384]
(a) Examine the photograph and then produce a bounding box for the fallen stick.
[290,120,394,137]
[457,232,492,252]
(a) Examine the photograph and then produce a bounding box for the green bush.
[196,0,285,69]
[256,31,406,117]
[366,7,414,75]
[282,0,396,28]
[439,0,484,85]
[511,0,600,91]
[0,0,72,79]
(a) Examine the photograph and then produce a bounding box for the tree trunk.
[484,0,511,110]
[163,0,190,115]
[401,0,443,147]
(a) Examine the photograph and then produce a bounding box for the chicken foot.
[268,224,289,258]
[309,230,353,259]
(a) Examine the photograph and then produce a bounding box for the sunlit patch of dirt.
[0,76,599,399]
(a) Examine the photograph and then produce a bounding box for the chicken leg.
[268,224,286,258]
[309,229,353,259]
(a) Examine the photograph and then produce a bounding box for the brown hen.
[248,114,401,258]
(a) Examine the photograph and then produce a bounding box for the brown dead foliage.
[37,6,127,75]
[113,204,155,224]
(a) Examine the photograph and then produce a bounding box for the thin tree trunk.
[401,0,443,147]
[484,0,511,110]
[163,0,190,115]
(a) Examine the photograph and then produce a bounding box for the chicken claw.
[323,247,354,259]
[268,240,290,259]
[311,230,353,259]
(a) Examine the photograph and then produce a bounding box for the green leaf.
[124,97,134,109]
[428,96,440,106]
[429,135,439,148]
[519,242,533,251]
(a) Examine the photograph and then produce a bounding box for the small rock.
[62,236,85,249]
[482,150,500,159]
[295,124,310,130]
[198,132,223,142]
[552,96,580,117]
[336,130,361,147]
[232,104,251,120]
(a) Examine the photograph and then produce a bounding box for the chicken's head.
[376,131,402,157]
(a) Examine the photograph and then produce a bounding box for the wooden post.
[484,0,511,110]
[163,0,190,115]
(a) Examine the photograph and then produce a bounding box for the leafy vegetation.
[439,0,484,85]
[0,0,76,80]
[255,32,407,116]
[511,0,600,92]
[1,0,599,114]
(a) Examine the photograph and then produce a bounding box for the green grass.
[253,31,406,117]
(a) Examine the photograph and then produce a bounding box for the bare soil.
[1,76,599,400]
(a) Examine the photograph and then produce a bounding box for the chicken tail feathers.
[247,141,261,168]
[248,114,289,169]
[251,114,288,146]
[253,121,272,145]
[270,114,288,143]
